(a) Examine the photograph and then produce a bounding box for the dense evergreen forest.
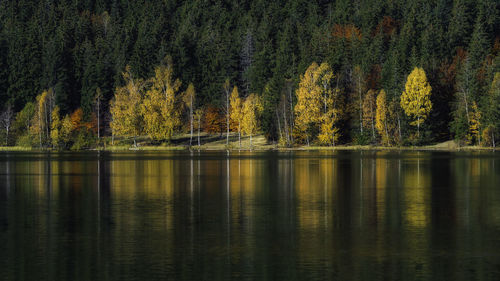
[0,0,499,149]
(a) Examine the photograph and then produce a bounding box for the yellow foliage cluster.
[400,67,432,137]
[110,66,145,143]
[241,93,263,147]
[295,62,342,146]
[467,102,481,145]
[375,89,390,145]
[110,59,188,144]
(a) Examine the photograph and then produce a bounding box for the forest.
[0,0,499,149]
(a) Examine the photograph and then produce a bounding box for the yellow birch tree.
[141,57,181,141]
[294,62,322,145]
[375,89,390,145]
[241,93,263,149]
[183,83,196,146]
[400,67,432,138]
[230,86,243,148]
[110,65,145,146]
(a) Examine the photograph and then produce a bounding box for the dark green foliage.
[0,0,498,145]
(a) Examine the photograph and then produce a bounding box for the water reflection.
[1,151,500,281]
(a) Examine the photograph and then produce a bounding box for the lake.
[1,150,500,281]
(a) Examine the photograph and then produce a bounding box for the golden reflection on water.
[2,151,500,280]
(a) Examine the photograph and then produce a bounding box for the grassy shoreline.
[1,145,499,153]
[1,135,499,152]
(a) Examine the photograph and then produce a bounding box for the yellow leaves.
[467,101,481,145]
[50,106,73,148]
[141,60,182,141]
[318,112,340,146]
[295,62,322,134]
[230,86,243,132]
[295,62,341,145]
[362,89,376,135]
[50,106,61,147]
[110,66,145,141]
[375,89,390,145]
[400,67,432,135]
[241,93,263,137]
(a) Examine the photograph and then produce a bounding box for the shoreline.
[1,144,499,153]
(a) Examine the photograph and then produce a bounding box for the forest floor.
[1,135,499,152]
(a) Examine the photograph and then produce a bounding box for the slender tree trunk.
[283,101,289,145]
[190,98,193,146]
[97,101,100,142]
[133,136,137,147]
[198,120,201,147]
[276,109,282,143]
[226,94,229,146]
[238,123,241,149]
[417,117,420,139]
[289,86,294,145]
[359,77,363,134]
[39,109,42,148]
[250,133,252,150]
[397,113,402,143]
[493,131,496,148]
[384,120,389,146]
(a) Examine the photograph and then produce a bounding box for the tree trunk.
[238,123,241,149]
[198,117,201,147]
[417,117,420,139]
[97,102,100,141]
[359,77,363,134]
[226,94,229,146]
[133,136,137,147]
[397,114,402,143]
[190,99,193,146]
[276,110,282,142]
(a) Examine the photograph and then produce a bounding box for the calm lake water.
[1,150,500,281]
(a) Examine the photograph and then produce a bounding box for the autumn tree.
[294,62,322,145]
[50,106,61,148]
[50,106,73,149]
[482,73,500,147]
[362,89,376,140]
[400,67,432,138]
[229,86,243,148]
[316,63,341,146]
[110,66,145,147]
[468,101,481,145]
[375,89,390,145]
[183,83,196,146]
[31,89,55,148]
[141,57,182,142]
[241,93,263,149]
